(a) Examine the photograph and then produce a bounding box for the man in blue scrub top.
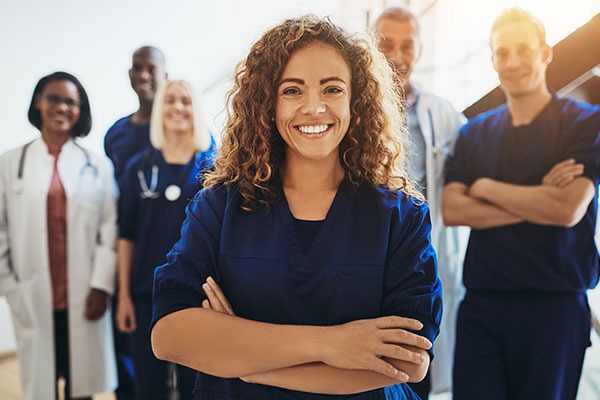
[443,7,600,400]
[374,7,467,399]
[103,45,167,400]
[104,46,168,180]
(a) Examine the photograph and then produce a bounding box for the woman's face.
[275,41,351,164]
[36,79,81,136]
[163,82,194,135]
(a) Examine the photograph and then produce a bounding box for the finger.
[202,299,211,309]
[369,356,409,381]
[203,283,227,313]
[553,166,584,187]
[555,158,576,167]
[207,277,235,315]
[375,316,423,331]
[379,343,427,365]
[130,313,137,331]
[381,329,432,350]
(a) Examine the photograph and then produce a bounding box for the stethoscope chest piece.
[164,184,181,201]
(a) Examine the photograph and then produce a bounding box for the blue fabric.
[292,218,324,254]
[445,96,600,292]
[152,180,441,400]
[453,291,591,400]
[104,116,152,180]
[130,298,197,400]
[118,147,215,299]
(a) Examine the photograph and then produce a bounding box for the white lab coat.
[412,86,469,394]
[0,138,118,400]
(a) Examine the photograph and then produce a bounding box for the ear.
[542,44,553,65]
[491,54,499,72]
[415,41,423,63]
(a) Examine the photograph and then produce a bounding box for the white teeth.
[298,124,328,134]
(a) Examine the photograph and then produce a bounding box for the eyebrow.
[279,76,347,86]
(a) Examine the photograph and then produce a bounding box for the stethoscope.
[136,148,197,202]
[16,139,99,194]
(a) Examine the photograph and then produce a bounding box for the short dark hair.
[27,71,92,138]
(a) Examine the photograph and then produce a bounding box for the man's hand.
[542,159,584,188]
[84,288,108,320]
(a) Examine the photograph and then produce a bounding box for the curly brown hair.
[204,14,419,210]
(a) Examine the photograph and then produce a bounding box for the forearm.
[151,308,322,378]
[117,239,134,299]
[470,177,595,227]
[243,348,428,394]
[442,182,523,229]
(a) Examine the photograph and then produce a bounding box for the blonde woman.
[116,80,214,399]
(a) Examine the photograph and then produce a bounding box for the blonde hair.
[204,14,419,210]
[150,80,211,151]
[491,7,546,45]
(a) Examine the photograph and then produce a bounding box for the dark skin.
[36,80,110,322]
[128,46,167,124]
[85,288,109,320]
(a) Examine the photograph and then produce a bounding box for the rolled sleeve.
[382,198,443,359]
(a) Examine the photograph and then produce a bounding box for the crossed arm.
[151,277,431,395]
[442,159,595,229]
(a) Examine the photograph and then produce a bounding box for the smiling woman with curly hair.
[151,14,441,400]
[205,14,421,210]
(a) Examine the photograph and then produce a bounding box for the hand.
[202,277,254,381]
[116,294,137,333]
[84,288,108,321]
[542,159,584,188]
[468,177,491,200]
[201,277,430,381]
[202,276,235,316]
[319,316,432,380]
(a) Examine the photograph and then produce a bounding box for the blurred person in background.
[443,8,600,400]
[116,79,214,400]
[0,71,118,400]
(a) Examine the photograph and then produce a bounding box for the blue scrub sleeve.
[151,189,223,330]
[564,110,600,185]
[444,126,475,186]
[381,199,442,358]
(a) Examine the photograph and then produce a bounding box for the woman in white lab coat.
[0,72,118,400]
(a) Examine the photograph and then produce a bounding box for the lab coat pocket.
[73,169,104,213]
[329,264,384,325]
[6,280,35,331]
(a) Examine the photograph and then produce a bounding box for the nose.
[55,101,70,113]
[174,101,184,111]
[140,68,152,81]
[504,51,520,68]
[386,46,405,63]
[300,90,326,115]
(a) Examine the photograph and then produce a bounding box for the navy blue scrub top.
[118,147,215,299]
[445,96,600,292]
[104,116,152,180]
[152,180,442,400]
